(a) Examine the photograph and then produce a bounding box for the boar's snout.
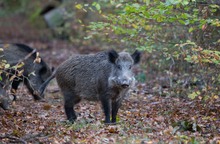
[109,76,135,89]
[120,78,131,88]
[120,76,135,88]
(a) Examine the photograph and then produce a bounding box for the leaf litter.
[0,81,219,143]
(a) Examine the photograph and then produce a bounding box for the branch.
[0,134,27,144]
[17,49,37,65]
[21,133,44,141]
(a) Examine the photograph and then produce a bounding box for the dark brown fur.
[55,50,141,123]
[0,43,52,109]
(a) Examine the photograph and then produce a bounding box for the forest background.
[0,0,220,143]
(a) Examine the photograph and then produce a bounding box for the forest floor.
[1,83,220,144]
[0,15,220,144]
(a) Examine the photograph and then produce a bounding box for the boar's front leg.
[11,79,21,101]
[111,99,122,123]
[100,96,111,124]
[64,91,81,123]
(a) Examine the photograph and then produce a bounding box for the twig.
[0,134,27,144]
[48,89,60,93]
[21,133,43,141]
[0,133,53,143]
[169,56,175,88]
[16,49,37,65]
[22,133,54,142]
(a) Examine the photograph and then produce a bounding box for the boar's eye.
[117,65,122,70]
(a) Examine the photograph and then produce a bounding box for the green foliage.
[1,0,219,100]
[0,45,25,84]
[172,120,202,132]
[0,0,31,17]
[84,0,220,99]
[86,0,219,54]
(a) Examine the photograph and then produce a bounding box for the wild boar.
[0,43,52,101]
[52,50,141,124]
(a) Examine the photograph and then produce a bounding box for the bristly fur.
[0,43,52,102]
[55,49,141,124]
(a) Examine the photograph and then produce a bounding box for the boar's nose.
[120,79,130,88]
[121,83,129,88]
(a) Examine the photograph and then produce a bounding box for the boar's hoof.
[33,91,44,100]
[104,122,117,125]
[33,95,43,100]
[67,119,75,124]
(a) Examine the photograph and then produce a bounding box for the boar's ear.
[108,50,119,64]
[131,50,141,64]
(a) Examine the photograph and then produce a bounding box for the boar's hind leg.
[64,92,81,123]
[100,96,111,124]
[0,98,9,110]
[11,79,21,101]
[111,99,122,123]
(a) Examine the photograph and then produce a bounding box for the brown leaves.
[107,126,118,133]
[42,104,51,110]
[1,82,220,143]
[34,52,41,64]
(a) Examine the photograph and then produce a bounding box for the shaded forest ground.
[0,15,220,143]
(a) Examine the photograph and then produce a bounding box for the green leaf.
[92,2,101,11]
[75,4,83,9]
[4,64,10,69]
[96,4,101,11]
[181,0,189,6]
[145,0,150,6]
[188,27,194,32]
[188,91,200,99]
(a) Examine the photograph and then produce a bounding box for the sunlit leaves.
[4,63,10,69]
[188,27,194,32]
[75,2,102,14]
[92,2,101,13]
[86,0,219,56]
[188,91,201,99]
[209,4,219,13]
[75,4,83,10]
[183,48,220,65]
[210,19,220,27]
[87,0,219,53]
[34,52,41,63]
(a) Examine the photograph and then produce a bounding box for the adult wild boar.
[42,50,141,124]
[0,43,52,101]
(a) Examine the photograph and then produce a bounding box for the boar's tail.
[39,69,56,96]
